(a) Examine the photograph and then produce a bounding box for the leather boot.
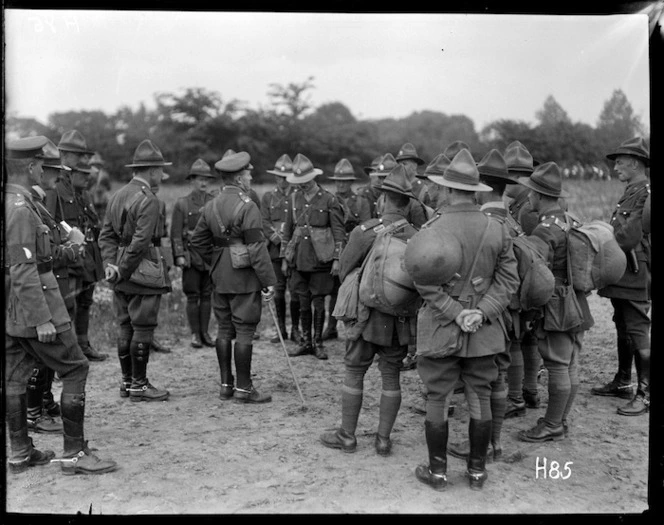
[591,337,634,398]
[322,293,339,341]
[186,301,203,348]
[128,341,169,402]
[320,428,357,453]
[118,338,132,398]
[523,389,541,408]
[79,340,108,362]
[150,338,172,354]
[60,393,117,475]
[618,347,650,416]
[42,368,61,417]
[215,338,234,400]
[504,397,526,418]
[26,365,62,433]
[7,393,55,473]
[234,342,272,403]
[517,417,565,442]
[289,306,313,356]
[467,419,492,490]
[270,294,288,344]
[313,309,328,360]
[415,420,448,491]
[199,297,215,347]
[289,299,301,342]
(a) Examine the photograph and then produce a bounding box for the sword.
[263,292,306,406]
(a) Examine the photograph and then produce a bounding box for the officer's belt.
[119,237,162,247]
[212,236,244,247]
[5,260,53,275]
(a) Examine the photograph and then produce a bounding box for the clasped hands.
[455,309,484,333]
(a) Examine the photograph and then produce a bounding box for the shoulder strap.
[119,190,149,238]
[458,218,492,300]
[373,218,408,236]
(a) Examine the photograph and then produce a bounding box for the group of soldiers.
[5,130,650,493]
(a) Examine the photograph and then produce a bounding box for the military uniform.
[356,184,382,218]
[171,187,215,346]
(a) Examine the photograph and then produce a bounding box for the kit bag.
[511,235,555,311]
[564,215,626,292]
[358,219,421,317]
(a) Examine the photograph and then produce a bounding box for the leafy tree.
[595,89,646,151]
[536,95,572,127]
[267,76,316,120]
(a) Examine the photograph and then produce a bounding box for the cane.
[263,290,306,406]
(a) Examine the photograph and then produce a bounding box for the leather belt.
[5,260,53,274]
[212,236,244,247]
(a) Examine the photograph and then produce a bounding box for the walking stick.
[263,294,306,406]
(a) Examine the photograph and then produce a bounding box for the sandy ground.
[4,290,654,516]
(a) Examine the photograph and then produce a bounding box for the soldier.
[261,154,302,344]
[324,158,371,341]
[396,142,431,207]
[88,152,112,222]
[516,162,594,442]
[222,148,262,210]
[171,158,217,349]
[592,137,651,416]
[420,153,451,210]
[504,141,539,235]
[320,164,419,456]
[443,140,470,161]
[411,148,519,491]
[280,154,346,360]
[98,139,172,402]
[355,155,383,218]
[189,151,276,404]
[41,139,64,191]
[5,136,117,475]
[44,130,108,362]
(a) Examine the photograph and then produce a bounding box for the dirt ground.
[4,287,654,516]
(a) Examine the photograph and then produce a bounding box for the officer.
[355,155,383,218]
[280,154,346,360]
[98,139,172,402]
[516,162,594,442]
[222,148,262,210]
[447,148,521,462]
[88,152,112,222]
[261,154,302,344]
[171,158,217,349]
[190,151,276,404]
[593,137,651,416]
[395,142,431,206]
[44,130,108,362]
[320,164,419,456]
[5,136,117,475]
[324,158,371,341]
[24,141,87,435]
[411,148,519,491]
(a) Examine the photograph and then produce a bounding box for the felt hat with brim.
[5,136,49,159]
[606,136,650,167]
[477,149,518,184]
[428,149,492,192]
[89,153,105,166]
[370,153,398,178]
[41,139,71,170]
[396,142,425,165]
[504,141,534,174]
[423,153,451,178]
[518,161,568,198]
[380,164,416,198]
[57,130,95,155]
[443,140,470,160]
[364,155,382,175]
[215,151,253,173]
[329,158,357,180]
[125,139,172,168]
[188,158,215,179]
[286,154,323,184]
[71,162,93,175]
[267,154,293,177]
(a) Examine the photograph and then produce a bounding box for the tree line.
[6,77,648,184]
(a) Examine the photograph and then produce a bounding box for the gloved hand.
[67,226,86,245]
[261,286,275,302]
[105,263,119,284]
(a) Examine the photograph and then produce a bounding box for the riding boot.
[186,300,203,348]
[215,338,234,400]
[199,297,215,347]
[7,393,55,473]
[618,347,650,416]
[117,338,132,398]
[591,336,634,398]
[128,341,169,402]
[233,342,271,403]
[415,420,448,490]
[289,306,313,356]
[467,419,492,490]
[26,365,61,433]
[322,293,339,340]
[270,293,288,343]
[42,367,61,417]
[313,308,328,360]
[290,298,301,342]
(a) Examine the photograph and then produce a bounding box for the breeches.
[272,259,288,295]
[182,266,213,298]
[610,298,651,350]
[290,270,335,298]
[113,291,162,342]
[213,291,262,344]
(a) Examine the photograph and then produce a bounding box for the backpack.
[563,215,627,292]
[511,234,555,311]
[358,219,421,317]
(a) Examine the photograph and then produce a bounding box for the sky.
[4,9,653,132]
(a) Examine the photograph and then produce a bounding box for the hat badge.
[297,168,302,175]
[379,164,384,170]
[280,166,285,171]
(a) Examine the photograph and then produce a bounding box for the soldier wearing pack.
[171,158,217,349]
[516,162,594,442]
[44,130,108,362]
[261,154,301,344]
[324,158,372,341]
[5,136,117,476]
[189,151,276,404]
[98,139,172,403]
[396,142,431,207]
[280,154,346,360]
[410,149,519,491]
[593,137,651,416]
[320,164,419,456]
